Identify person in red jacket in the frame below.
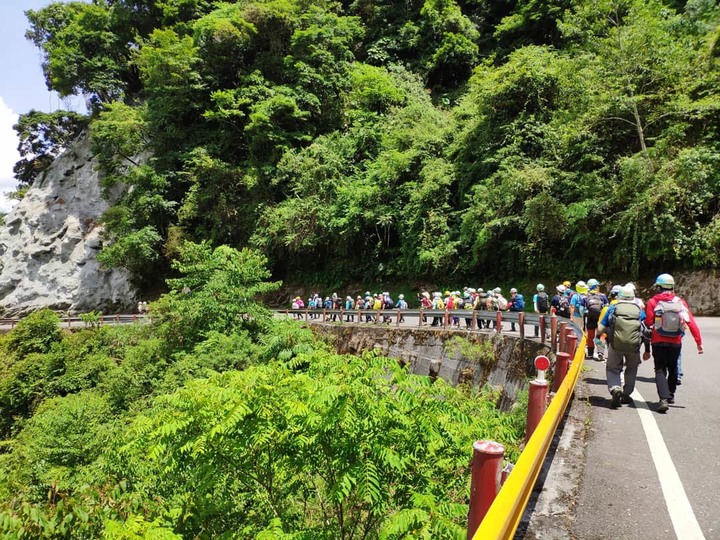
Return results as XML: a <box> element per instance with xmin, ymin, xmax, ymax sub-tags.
<box><xmin>644</xmin><ymin>273</ymin><xmax>703</xmax><ymax>413</ymax></box>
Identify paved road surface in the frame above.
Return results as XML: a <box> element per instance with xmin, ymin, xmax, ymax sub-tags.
<box><xmin>563</xmin><ymin>317</ymin><xmax>719</xmax><ymax>540</ymax></box>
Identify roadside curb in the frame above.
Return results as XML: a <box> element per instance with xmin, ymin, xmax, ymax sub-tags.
<box><xmin>516</xmin><ymin>370</ymin><xmax>593</xmax><ymax>539</ymax></box>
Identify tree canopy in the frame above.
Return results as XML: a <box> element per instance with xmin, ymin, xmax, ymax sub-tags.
<box><xmin>14</xmin><ymin>0</ymin><xmax>720</xmax><ymax>286</ymax></box>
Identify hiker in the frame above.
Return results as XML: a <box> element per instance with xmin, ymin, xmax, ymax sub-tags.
<box><xmin>508</xmin><ymin>287</ymin><xmax>525</xmax><ymax>332</ymax></box>
<box><xmin>420</xmin><ymin>291</ymin><xmax>432</xmax><ymax>325</ymax></box>
<box><xmin>644</xmin><ymin>273</ymin><xmax>703</xmax><ymax>413</ymax></box>
<box><xmin>533</xmin><ymin>284</ymin><xmax>549</xmax><ymax>338</ymax></box>
<box><xmin>551</xmin><ymin>285</ymin><xmax>572</xmax><ymax>319</ymax></box>
<box><xmin>597</xmin><ymin>286</ymin><xmax>649</xmax><ymax>408</ymax></box>
<box><xmin>584</xmin><ymin>279</ymin><xmax>608</xmax><ymax>360</ymax></box>
<box><xmin>397</xmin><ymin>294</ymin><xmax>408</xmax><ymax>323</ymax></box>
<box><xmin>431</xmin><ymin>292</ymin><xmax>444</xmax><ymax>327</ymax></box>
<box><xmin>570</xmin><ymin>281</ymin><xmax>587</xmax><ymax>329</ymax></box>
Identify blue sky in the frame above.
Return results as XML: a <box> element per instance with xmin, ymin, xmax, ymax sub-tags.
<box><xmin>0</xmin><ymin>1</ymin><xmax>86</xmax><ymax>212</ymax></box>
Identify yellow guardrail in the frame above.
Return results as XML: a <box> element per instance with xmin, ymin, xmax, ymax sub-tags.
<box><xmin>472</xmin><ymin>334</ymin><xmax>587</xmax><ymax>539</ymax></box>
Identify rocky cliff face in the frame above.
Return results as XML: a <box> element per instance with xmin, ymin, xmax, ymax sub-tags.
<box><xmin>0</xmin><ymin>135</ymin><xmax>136</xmax><ymax>316</ymax></box>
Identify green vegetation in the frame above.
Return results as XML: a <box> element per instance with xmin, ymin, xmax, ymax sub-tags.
<box><xmin>0</xmin><ymin>244</ymin><xmax>525</xmax><ymax>538</ymax></box>
<box><xmin>11</xmin><ymin>0</ymin><xmax>719</xmax><ymax>289</ymax></box>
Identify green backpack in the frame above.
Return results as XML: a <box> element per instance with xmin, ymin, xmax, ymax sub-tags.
<box><xmin>609</xmin><ymin>301</ymin><xmax>642</xmax><ymax>353</ymax></box>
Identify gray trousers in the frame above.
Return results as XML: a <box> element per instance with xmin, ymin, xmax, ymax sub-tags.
<box><xmin>606</xmin><ymin>344</ymin><xmax>641</xmax><ymax>396</ymax></box>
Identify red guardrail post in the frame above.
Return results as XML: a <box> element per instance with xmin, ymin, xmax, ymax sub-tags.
<box><xmin>526</xmin><ymin>379</ymin><xmax>549</xmax><ymax>444</ymax></box>
<box><xmin>567</xmin><ymin>332</ymin><xmax>578</xmax><ymax>356</ymax></box>
<box><xmin>443</xmin><ymin>309</ymin><xmax>449</xmax><ymax>329</ymax></box>
<box><xmin>472</xmin><ymin>310</ymin><xmax>477</xmax><ymax>330</ymax></box>
<box><xmin>467</xmin><ymin>440</ymin><xmax>505</xmax><ymax>539</ymax></box>
<box><xmin>558</xmin><ymin>321</ymin><xmax>567</xmax><ymax>353</ymax></box>
<box><xmin>539</xmin><ymin>315</ymin><xmax>546</xmax><ymax>344</ymax></box>
<box><xmin>518</xmin><ymin>312</ymin><xmax>525</xmax><ymax>339</ymax></box>
<box><xmin>526</xmin><ymin>354</ymin><xmax>550</xmax><ymax>444</ymax></box>
<box><xmin>495</xmin><ymin>311</ymin><xmax>502</xmax><ymax>334</ymax></box>
<box><xmin>418</xmin><ymin>309</ymin><xmax>424</xmax><ymax>327</ymax></box>
<box><xmin>553</xmin><ymin>352</ymin><xmax>571</xmax><ymax>392</ymax></box>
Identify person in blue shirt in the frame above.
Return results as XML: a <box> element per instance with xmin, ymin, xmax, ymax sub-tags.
<box><xmin>508</xmin><ymin>287</ymin><xmax>525</xmax><ymax>332</ymax></box>
<box><xmin>570</xmin><ymin>280</ymin><xmax>587</xmax><ymax>330</ymax></box>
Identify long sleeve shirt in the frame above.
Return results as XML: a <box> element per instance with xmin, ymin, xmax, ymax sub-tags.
<box><xmin>644</xmin><ymin>291</ymin><xmax>702</xmax><ymax>347</ymax></box>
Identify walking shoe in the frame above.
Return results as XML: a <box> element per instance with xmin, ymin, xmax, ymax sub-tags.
<box><xmin>657</xmin><ymin>399</ymin><xmax>669</xmax><ymax>413</ymax></box>
<box><xmin>668</xmin><ymin>395</ymin><xmax>675</xmax><ymax>404</ymax></box>
<box><xmin>610</xmin><ymin>388</ymin><xmax>622</xmax><ymax>409</ymax></box>
<box><xmin>620</xmin><ymin>395</ymin><xmax>633</xmax><ymax>405</ymax></box>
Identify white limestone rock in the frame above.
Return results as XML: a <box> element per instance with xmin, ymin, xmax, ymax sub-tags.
<box><xmin>0</xmin><ymin>135</ymin><xmax>136</xmax><ymax>316</ymax></box>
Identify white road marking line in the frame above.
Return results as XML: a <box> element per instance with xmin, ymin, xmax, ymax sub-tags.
<box><xmin>632</xmin><ymin>389</ymin><xmax>706</xmax><ymax>540</ymax></box>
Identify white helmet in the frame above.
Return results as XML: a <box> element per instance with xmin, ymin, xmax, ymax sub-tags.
<box><xmin>556</xmin><ymin>284</ymin><xmax>566</xmax><ymax>293</ymax></box>
<box><xmin>619</xmin><ymin>286</ymin><xmax>635</xmax><ymax>300</ymax></box>
<box><xmin>398</xmin><ymin>294</ymin><xmax>404</xmax><ymax>300</ymax></box>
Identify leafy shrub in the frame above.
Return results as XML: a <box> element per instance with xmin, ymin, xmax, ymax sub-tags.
<box><xmin>108</xmin><ymin>350</ymin><xmax>524</xmax><ymax>538</ymax></box>
<box><xmin>4</xmin><ymin>391</ymin><xmax>114</xmax><ymax>500</ymax></box>
<box><xmin>6</xmin><ymin>309</ymin><xmax>62</xmax><ymax>359</ymax></box>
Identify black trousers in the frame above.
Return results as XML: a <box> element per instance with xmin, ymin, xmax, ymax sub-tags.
<box><xmin>652</xmin><ymin>343</ymin><xmax>681</xmax><ymax>400</ymax></box>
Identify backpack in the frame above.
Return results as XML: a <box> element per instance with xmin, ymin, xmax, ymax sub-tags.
<box><xmin>609</xmin><ymin>301</ymin><xmax>642</xmax><ymax>353</ymax></box>
<box><xmin>436</xmin><ymin>299</ymin><xmax>444</xmax><ymax>310</ymax></box>
<box><xmin>654</xmin><ymin>297</ymin><xmax>685</xmax><ymax>337</ymax></box>
<box><xmin>585</xmin><ymin>294</ymin><xmax>604</xmax><ymax>321</ymax></box>
<box><xmin>512</xmin><ymin>294</ymin><xmax>525</xmax><ymax>311</ymax></box>
<box><xmin>497</xmin><ymin>296</ymin><xmax>508</xmax><ymax>311</ymax></box>
<box><xmin>536</xmin><ymin>292</ymin><xmax>549</xmax><ymax>313</ymax></box>
<box><xmin>556</xmin><ymin>295</ymin><xmax>571</xmax><ymax>317</ymax></box>
<box><xmin>446</xmin><ymin>297</ymin><xmax>455</xmax><ymax>309</ymax></box>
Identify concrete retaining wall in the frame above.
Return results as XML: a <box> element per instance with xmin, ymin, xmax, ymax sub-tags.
<box><xmin>312</xmin><ymin>324</ymin><xmax>553</xmax><ymax>411</ymax></box>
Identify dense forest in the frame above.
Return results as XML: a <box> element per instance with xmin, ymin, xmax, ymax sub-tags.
<box><xmin>0</xmin><ymin>243</ymin><xmax>526</xmax><ymax>538</ymax></box>
<box><xmin>12</xmin><ymin>0</ymin><xmax>720</xmax><ymax>290</ymax></box>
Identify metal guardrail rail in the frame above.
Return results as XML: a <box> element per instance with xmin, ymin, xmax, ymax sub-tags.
<box><xmin>0</xmin><ymin>314</ymin><xmax>149</xmax><ymax>329</ymax></box>
<box><xmin>280</xmin><ymin>307</ymin><xmax>583</xmax><ymax>350</ymax></box>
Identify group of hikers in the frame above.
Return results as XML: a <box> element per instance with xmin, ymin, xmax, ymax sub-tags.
<box><xmin>290</xmin><ymin>288</ymin><xmax>525</xmax><ymax>327</ymax></box>
<box><xmin>290</xmin><ymin>273</ymin><xmax>702</xmax><ymax>414</ymax></box>
<box><xmin>533</xmin><ymin>274</ymin><xmax>702</xmax><ymax>414</ymax></box>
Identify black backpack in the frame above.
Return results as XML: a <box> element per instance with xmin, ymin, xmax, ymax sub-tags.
<box><xmin>586</xmin><ymin>294</ymin><xmax>604</xmax><ymax>321</ymax></box>
<box><xmin>536</xmin><ymin>292</ymin><xmax>549</xmax><ymax>313</ymax></box>
<box><xmin>556</xmin><ymin>295</ymin><xmax>571</xmax><ymax>317</ymax></box>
